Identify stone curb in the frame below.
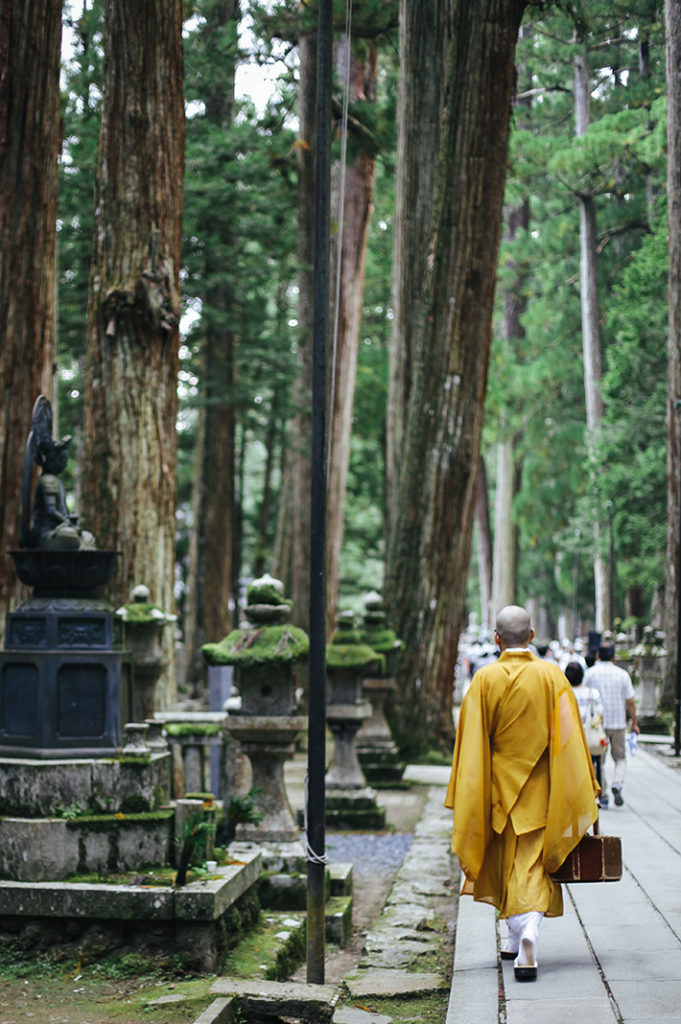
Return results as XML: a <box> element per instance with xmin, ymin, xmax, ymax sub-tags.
<box><xmin>342</xmin><ymin>784</ymin><xmax>456</xmax><ymax>998</ymax></box>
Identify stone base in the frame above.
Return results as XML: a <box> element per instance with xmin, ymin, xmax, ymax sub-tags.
<box><xmin>210</xmin><ymin>978</ymin><xmax>339</xmax><ymax>1023</ymax></box>
<box><xmin>0</xmin><ymin>809</ymin><xmax>174</xmax><ymax>881</ymax></box>
<box><xmin>229</xmin><ymin>838</ymin><xmax>308</xmax><ymax>875</ymax></box>
<box><xmin>324</xmin><ymin>787</ymin><xmax>386</xmax><ymax>830</ymax></box>
<box><xmin>0</xmin><ymin>750</ymin><xmax>171</xmax><ymax>818</ymax></box>
<box><xmin>0</xmin><ymin>847</ymin><xmax>262</xmax><ymax>973</ymax></box>
<box><xmin>357</xmin><ymin>744</ymin><xmax>406</xmax><ymax>788</ymax></box>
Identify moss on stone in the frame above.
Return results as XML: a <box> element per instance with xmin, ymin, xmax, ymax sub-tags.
<box><xmin>115</xmin><ymin>602</ymin><xmax>172</xmax><ymax>624</ymax></box>
<box><xmin>245</xmin><ymin>580</ymin><xmax>291</xmax><ymax>607</ymax></box>
<box><xmin>326</xmin><ymin>641</ymin><xmax>384</xmax><ymax>673</ymax></box>
<box><xmin>202</xmin><ymin>625</ymin><xmax>309</xmax><ymax>668</ymax></box>
<box><xmin>330</xmin><ymin>627</ymin><xmax>365</xmax><ymax>645</ymax></box>
<box><xmin>64</xmin><ymin>809</ymin><xmax>174</xmax><ymax>832</ymax></box>
<box><xmin>163</xmin><ymin>722</ymin><xmax>223</xmax><ymax>738</ymax></box>
<box><xmin>361</xmin><ymin>627</ymin><xmax>404</xmax><ymax>654</ymax></box>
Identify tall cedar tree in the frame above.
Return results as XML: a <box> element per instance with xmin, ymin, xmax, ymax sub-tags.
<box><xmin>665</xmin><ymin>0</ymin><xmax>681</xmax><ymax>712</ymax></box>
<box><xmin>82</xmin><ymin>0</ymin><xmax>185</xmax><ymax>709</ymax></box>
<box><xmin>326</xmin><ymin>38</ymin><xmax>379</xmax><ymax>633</ymax></box>
<box><xmin>182</xmin><ymin>0</ymin><xmax>240</xmax><ymax>692</ymax></box>
<box><xmin>0</xmin><ymin>1</ymin><xmax>63</xmax><ymax>626</ymax></box>
<box><xmin>386</xmin><ymin>0</ymin><xmax>529</xmax><ymax>757</ymax></box>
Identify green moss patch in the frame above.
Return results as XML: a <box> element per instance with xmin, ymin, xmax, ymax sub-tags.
<box><xmin>116</xmin><ymin>601</ymin><xmax>172</xmax><ymax>624</ymax></box>
<box><xmin>220</xmin><ymin>910</ymin><xmax>306</xmax><ymax>981</ymax></box>
<box><xmin>202</xmin><ymin>625</ymin><xmax>309</xmax><ymax>667</ymax></box>
<box><xmin>164</xmin><ymin>721</ymin><xmax>223</xmax><ymax>738</ymax></box>
<box><xmin>64</xmin><ymin>808</ymin><xmax>174</xmax><ymax>830</ymax></box>
<box><xmin>362</xmin><ymin>627</ymin><xmax>404</xmax><ymax>653</ymax></box>
<box><xmin>246</xmin><ymin>580</ymin><xmax>291</xmax><ymax>606</ymax></box>
<box><xmin>327</xmin><ymin>641</ymin><xmax>384</xmax><ymax>673</ymax></box>
<box><xmin>338</xmin><ymin>991</ymin><xmax>449</xmax><ymax>1024</ymax></box>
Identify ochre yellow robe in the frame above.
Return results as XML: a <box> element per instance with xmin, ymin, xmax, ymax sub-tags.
<box><xmin>445</xmin><ymin>650</ymin><xmax>599</xmax><ymax>918</ymax></box>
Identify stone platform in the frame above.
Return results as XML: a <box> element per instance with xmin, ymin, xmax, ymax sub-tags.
<box><xmin>0</xmin><ymin>847</ymin><xmax>262</xmax><ymax>972</ymax></box>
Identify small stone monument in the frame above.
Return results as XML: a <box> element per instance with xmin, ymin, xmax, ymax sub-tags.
<box><xmin>202</xmin><ymin>574</ymin><xmax>308</xmax><ymax>843</ymax></box>
<box><xmin>356</xmin><ymin>590</ymin><xmax>406</xmax><ymax>786</ymax></box>
<box><xmin>116</xmin><ymin>583</ymin><xmax>176</xmax><ymax>721</ymax></box>
<box><xmin>325</xmin><ymin>611</ymin><xmax>386</xmax><ymax>829</ymax></box>
<box><xmin>631</xmin><ymin>626</ymin><xmax>667</xmax><ymax>732</ymax></box>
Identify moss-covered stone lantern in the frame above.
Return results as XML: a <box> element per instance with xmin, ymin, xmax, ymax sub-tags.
<box><xmin>631</xmin><ymin>625</ymin><xmax>667</xmax><ymax>732</ymax></box>
<box><xmin>115</xmin><ymin>583</ymin><xmax>176</xmax><ymax>721</ymax></box>
<box><xmin>202</xmin><ymin>575</ymin><xmax>308</xmax><ymax>843</ymax></box>
<box><xmin>325</xmin><ymin>611</ymin><xmax>386</xmax><ymax>829</ymax></box>
<box><xmin>356</xmin><ymin>590</ymin><xmax>406</xmax><ymax>786</ymax></box>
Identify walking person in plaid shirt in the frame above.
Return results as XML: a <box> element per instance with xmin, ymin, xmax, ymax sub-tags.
<box><xmin>584</xmin><ymin>642</ymin><xmax>640</xmax><ymax>808</ymax></box>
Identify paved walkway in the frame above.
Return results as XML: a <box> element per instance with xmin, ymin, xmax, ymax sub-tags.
<box><xmin>446</xmin><ymin>743</ymin><xmax>681</xmax><ymax>1024</ymax></box>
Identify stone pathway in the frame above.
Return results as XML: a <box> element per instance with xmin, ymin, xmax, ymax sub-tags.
<box><xmin>342</xmin><ymin>781</ymin><xmax>456</xmax><ymax>1003</ymax></box>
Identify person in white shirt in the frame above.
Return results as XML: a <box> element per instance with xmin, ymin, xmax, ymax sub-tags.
<box><xmin>584</xmin><ymin>643</ymin><xmax>640</xmax><ymax>807</ymax></box>
<box><xmin>564</xmin><ymin>660</ymin><xmax>607</xmax><ymax>804</ymax></box>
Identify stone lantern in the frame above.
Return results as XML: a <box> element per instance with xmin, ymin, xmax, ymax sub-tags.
<box><xmin>202</xmin><ymin>575</ymin><xmax>308</xmax><ymax>843</ymax></box>
<box><xmin>631</xmin><ymin>626</ymin><xmax>667</xmax><ymax>732</ymax></box>
<box><xmin>356</xmin><ymin>591</ymin><xmax>406</xmax><ymax>786</ymax></box>
<box><xmin>325</xmin><ymin>611</ymin><xmax>386</xmax><ymax>829</ymax></box>
<box><xmin>115</xmin><ymin>583</ymin><xmax>176</xmax><ymax>722</ymax></box>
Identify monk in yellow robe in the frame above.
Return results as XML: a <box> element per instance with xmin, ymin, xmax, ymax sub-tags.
<box><xmin>445</xmin><ymin>605</ymin><xmax>599</xmax><ymax>980</ymax></box>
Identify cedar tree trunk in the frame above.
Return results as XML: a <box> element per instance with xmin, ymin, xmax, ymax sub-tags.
<box><xmin>83</xmin><ymin>0</ymin><xmax>185</xmax><ymax>709</ymax></box>
<box><xmin>274</xmin><ymin>31</ymin><xmax>316</xmax><ymax>632</ymax></box>
<box><xmin>664</xmin><ymin>0</ymin><xmax>681</xmax><ymax>711</ymax></box>
<box><xmin>385</xmin><ymin>0</ymin><xmax>526</xmax><ymax>757</ymax></box>
<box><xmin>0</xmin><ymin>1</ymin><xmax>62</xmax><ymax>626</ymax></box>
<box><xmin>326</xmin><ymin>39</ymin><xmax>377</xmax><ymax>633</ymax></box>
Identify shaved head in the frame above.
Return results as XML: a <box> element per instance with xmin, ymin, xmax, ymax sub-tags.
<box><xmin>495</xmin><ymin>605</ymin><xmax>533</xmax><ymax>647</ymax></box>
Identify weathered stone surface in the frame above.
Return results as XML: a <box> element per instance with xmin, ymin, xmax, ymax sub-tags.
<box><xmin>333</xmin><ymin>1008</ymin><xmax>393</xmax><ymax>1024</ymax></box>
<box><xmin>344</xmin><ymin>969</ymin><xmax>446</xmax><ymax>997</ymax></box>
<box><xmin>210</xmin><ymin>978</ymin><xmax>339</xmax><ymax>1022</ymax></box>
<box><xmin>190</xmin><ymin>997</ymin><xmax>236</xmax><ymax>1024</ymax></box>
<box><xmin>0</xmin><ymin>811</ymin><xmax>173</xmax><ymax>881</ymax></box>
<box><xmin>0</xmin><ymin>848</ymin><xmax>261</xmax><ymax>923</ymax></box>
<box><xmin>0</xmin><ymin>880</ymin><xmax>175</xmax><ymax>919</ymax></box>
<box><xmin>325</xmin><ymin>895</ymin><xmax>353</xmax><ymax>947</ymax></box>
<box><xmin>0</xmin><ymin>751</ymin><xmax>171</xmax><ymax>818</ymax></box>
<box><xmin>328</xmin><ymin>861</ymin><xmax>353</xmax><ymax>896</ymax></box>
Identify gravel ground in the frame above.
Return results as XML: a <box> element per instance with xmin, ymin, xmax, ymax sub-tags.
<box><xmin>326</xmin><ymin>832</ymin><xmax>414</xmax><ymax>877</ymax></box>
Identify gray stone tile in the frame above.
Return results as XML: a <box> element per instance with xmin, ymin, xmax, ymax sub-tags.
<box><xmin>506</xmin><ymin>995</ymin><xmax>615</xmax><ymax>1024</ymax></box>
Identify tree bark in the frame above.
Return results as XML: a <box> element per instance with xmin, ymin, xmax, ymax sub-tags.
<box><xmin>274</xmin><ymin>31</ymin><xmax>316</xmax><ymax>632</ymax></box>
<box><xmin>0</xmin><ymin>0</ymin><xmax>63</xmax><ymax>627</ymax></box>
<box><xmin>326</xmin><ymin>40</ymin><xmax>378</xmax><ymax>634</ymax></box>
<box><xmin>183</xmin><ymin>0</ymin><xmax>240</xmax><ymax>693</ymax></box>
<box><xmin>83</xmin><ymin>0</ymin><xmax>185</xmax><ymax>709</ymax></box>
<box><xmin>664</xmin><ymin>0</ymin><xmax>681</xmax><ymax>711</ymax></box>
<box><xmin>385</xmin><ymin>0</ymin><xmax>526</xmax><ymax>757</ymax></box>
<box><xmin>386</xmin><ymin>0</ymin><xmax>448</xmax><ymax>541</ymax></box>
<box><xmin>475</xmin><ymin>455</ymin><xmax>493</xmax><ymax>628</ymax></box>
<box><xmin>575</xmin><ymin>36</ymin><xmax>610</xmax><ymax>633</ymax></box>
<box><xmin>491</xmin><ymin>437</ymin><xmax>517</xmax><ymax>612</ymax></box>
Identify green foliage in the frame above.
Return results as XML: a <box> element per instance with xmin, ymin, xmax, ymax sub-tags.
<box><xmin>478</xmin><ymin>1</ymin><xmax>668</xmax><ymax>632</ymax></box>
<box><xmin>225</xmin><ymin>790</ymin><xmax>264</xmax><ymax>828</ymax></box>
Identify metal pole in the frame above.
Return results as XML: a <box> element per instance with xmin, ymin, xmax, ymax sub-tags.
<box><xmin>607</xmin><ymin>500</ymin><xmax>614</xmax><ymax>631</ymax></box>
<box><xmin>572</xmin><ymin>530</ymin><xmax>580</xmax><ymax>640</ymax></box>
<box><xmin>671</xmin><ymin>468</ymin><xmax>675</xmax><ymax>757</ymax></box>
<box><xmin>307</xmin><ymin>0</ymin><xmax>332</xmax><ymax>984</ymax></box>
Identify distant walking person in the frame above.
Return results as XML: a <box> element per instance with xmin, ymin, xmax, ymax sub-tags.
<box><xmin>584</xmin><ymin>642</ymin><xmax>640</xmax><ymax>807</ymax></box>
<box><xmin>445</xmin><ymin>605</ymin><xmax>599</xmax><ymax>982</ymax></box>
<box><xmin>564</xmin><ymin>660</ymin><xmax>607</xmax><ymax>797</ymax></box>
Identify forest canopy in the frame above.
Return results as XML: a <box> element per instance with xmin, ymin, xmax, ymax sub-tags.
<box><xmin>5</xmin><ymin>0</ymin><xmax>673</xmax><ymax>755</ymax></box>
